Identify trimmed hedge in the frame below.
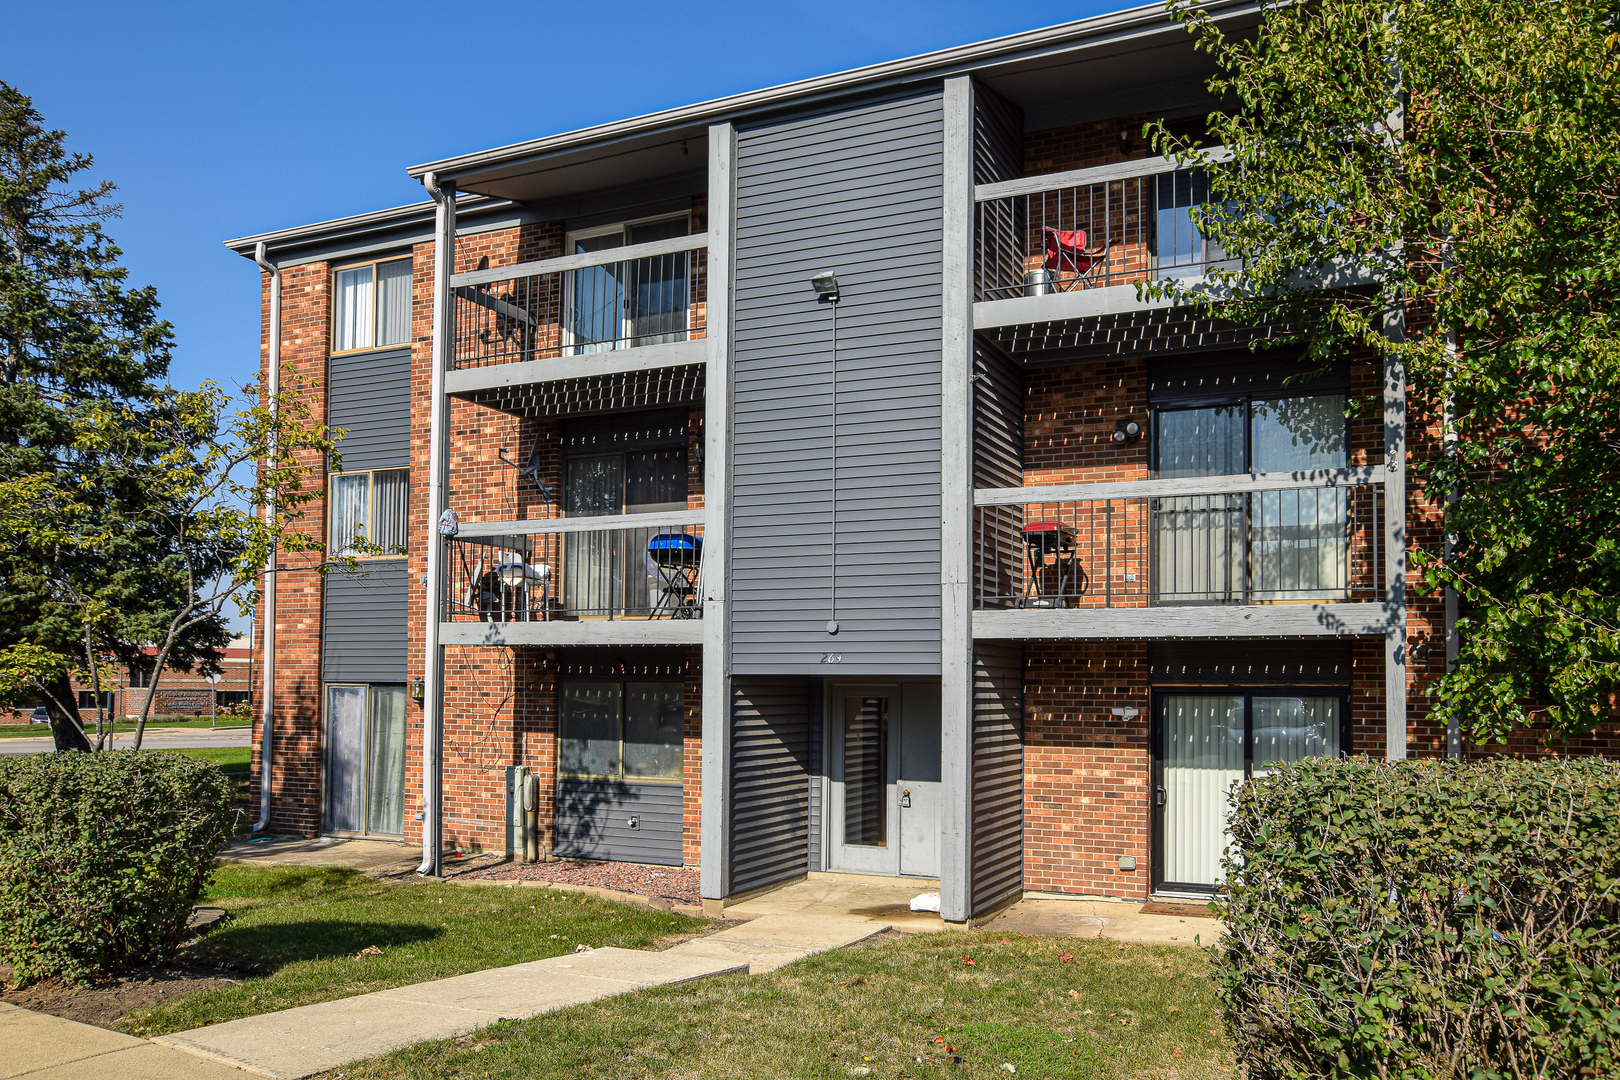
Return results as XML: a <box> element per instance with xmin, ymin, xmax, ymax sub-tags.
<box><xmin>1214</xmin><ymin>757</ymin><xmax>1620</xmax><ymax>1080</ymax></box>
<box><xmin>0</xmin><ymin>750</ymin><xmax>235</xmax><ymax>984</ymax></box>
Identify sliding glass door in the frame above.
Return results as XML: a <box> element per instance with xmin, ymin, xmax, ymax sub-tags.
<box><xmin>1153</xmin><ymin>691</ymin><xmax>1344</xmax><ymax>893</ymax></box>
<box><xmin>324</xmin><ymin>683</ymin><xmax>407</xmax><ymax>837</ymax></box>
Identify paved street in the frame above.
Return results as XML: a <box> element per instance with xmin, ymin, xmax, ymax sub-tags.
<box><xmin>0</xmin><ymin>724</ymin><xmax>251</xmax><ymax>756</ymax></box>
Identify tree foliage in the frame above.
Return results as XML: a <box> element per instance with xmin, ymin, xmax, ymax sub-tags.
<box><xmin>0</xmin><ymin>82</ymin><xmax>341</xmax><ymax>749</ymax></box>
<box><xmin>1152</xmin><ymin>0</ymin><xmax>1620</xmax><ymax>742</ymax></box>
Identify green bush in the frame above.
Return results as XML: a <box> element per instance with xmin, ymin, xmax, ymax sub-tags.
<box><xmin>0</xmin><ymin>750</ymin><xmax>236</xmax><ymax>984</ymax></box>
<box><xmin>1214</xmin><ymin>757</ymin><xmax>1620</xmax><ymax>1080</ymax></box>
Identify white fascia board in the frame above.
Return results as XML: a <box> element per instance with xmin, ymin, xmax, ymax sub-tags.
<box><xmin>440</xmin><ymin>620</ymin><xmax>705</xmax><ymax>646</ymax></box>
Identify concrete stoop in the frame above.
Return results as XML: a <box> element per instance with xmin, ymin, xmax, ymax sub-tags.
<box><xmin>152</xmin><ymin>913</ymin><xmax>888</xmax><ymax>1079</ymax></box>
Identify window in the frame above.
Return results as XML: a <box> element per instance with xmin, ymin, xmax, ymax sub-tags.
<box><xmin>129</xmin><ymin>661</ymin><xmax>153</xmax><ymax>688</ymax></box>
<box><xmin>332</xmin><ymin>257</ymin><xmax>413</xmax><ymax>353</ymax></box>
<box><xmin>329</xmin><ymin>468</ymin><xmax>409</xmax><ymax>557</ymax></box>
<box><xmin>565</xmin><ymin>215</ymin><xmax>691</xmax><ymax>355</ymax></box>
<box><xmin>564</xmin><ymin>447</ymin><xmax>687</xmax><ymax>616</ymax></box>
<box><xmin>558</xmin><ymin>679</ymin><xmax>684</xmax><ymax>781</ymax></box>
<box><xmin>1153</xmin><ymin>393</ymin><xmax>1349</xmax><ymax>603</ymax></box>
<box><xmin>77</xmin><ymin>690</ymin><xmax>115</xmax><ymax>712</ymax></box>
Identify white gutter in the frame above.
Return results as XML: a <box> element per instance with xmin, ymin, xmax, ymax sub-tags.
<box><xmin>251</xmin><ymin>241</ymin><xmax>280</xmax><ymax>835</ymax></box>
<box><xmin>417</xmin><ymin>172</ymin><xmax>454</xmax><ymax>876</ymax></box>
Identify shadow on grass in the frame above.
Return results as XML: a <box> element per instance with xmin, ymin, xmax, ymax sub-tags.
<box><xmin>196</xmin><ymin>920</ymin><xmax>443</xmax><ymax>970</ymax></box>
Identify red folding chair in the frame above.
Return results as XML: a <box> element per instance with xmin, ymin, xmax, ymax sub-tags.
<box><xmin>1043</xmin><ymin>228</ymin><xmax>1114</xmax><ymax>291</ymax></box>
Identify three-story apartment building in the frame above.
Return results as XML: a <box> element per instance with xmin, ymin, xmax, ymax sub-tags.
<box><xmin>228</xmin><ymin>1</ymin><xmax>1523</xmax><ymax>922</ymax></box>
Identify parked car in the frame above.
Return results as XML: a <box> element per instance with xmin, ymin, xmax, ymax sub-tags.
<box><xmin>29</xmin><ymin>705</ymin><xmax>49</xmax><ymax>725</ymax></box>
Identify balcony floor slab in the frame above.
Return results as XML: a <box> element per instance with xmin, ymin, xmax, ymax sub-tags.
<box><xmin>440</xmin><ymin>620</ymin><xmax>703</xmax><ymax>647</ymax></box>
<box><xmin>971</xmin><ymin>602</ymin><xmax>1390</xmax><ymax>640</ymax></box>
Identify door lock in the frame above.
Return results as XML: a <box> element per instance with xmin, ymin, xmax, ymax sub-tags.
<box><xmin>900</xmin><ymin>789</ymin><xmax>912</xmax><ymax>808</ymax></box>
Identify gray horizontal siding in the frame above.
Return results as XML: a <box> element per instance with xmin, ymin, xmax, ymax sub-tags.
<box><xmin>322</xmin><ymin>562</ymin><xmax>408</xmax><ymax>683</ymax></box>
<box><xmin>329</xmin><ymin>346</ymin><xmax>411</xmax><ymax>471</ymax></box>
<box><xmin>553</xmin><ymin>778</ymin><xmax>684</xmax><ymax>865</ymax></box>
<box><xmin>730</xmin><ymin>90</ymin><xmax>945</xmax><ymax>677</ymax></box>
<box><xmin>729</xmin><ymin>679</ymin><xmax>811</xmax><ymax>895</ymax></box>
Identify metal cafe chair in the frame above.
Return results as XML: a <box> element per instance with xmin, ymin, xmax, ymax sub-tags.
<box><xmin>1019</xmin><ymin>521</ymin><xmax>1086</xmax><ymax>608</ymax></box>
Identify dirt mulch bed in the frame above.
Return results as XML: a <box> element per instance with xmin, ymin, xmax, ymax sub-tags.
<box><xmin>464</xmin><ymin>859</ymin><xmax>700</xmax><ymax>906</ymax></box>
<box><xmin>0</xmin><ymin>958</ymin><xmax>259</xmax><ymax>1030</ymax></box>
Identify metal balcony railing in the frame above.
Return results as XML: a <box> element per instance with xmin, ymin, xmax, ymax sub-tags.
<box><xmin>974</xmin><ymin>151</ymin><xmax>1236</xmax><ymax>303</ymax></box>
<box><xmin>973</xmin><ymin>471</ymin><xmax>1384</xmax><ymax>610</ymax></box>
<box><xmin>450</xmin><ymin>235</ymin><xmax>707</xmax><ymax>370</ymax></box>
<box><xmin>444</xmin><ymin>517</ymin><xmax>704</xmax><ymax>622</ymax></box>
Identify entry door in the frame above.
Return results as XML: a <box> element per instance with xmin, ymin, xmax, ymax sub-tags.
<box><xmin>1153</xmin><ymin>692</ymin><xmax>1343</xmax><ymax>893</ymax></box>
<box><xmin>324</xmin><ymin>683</ymin><xmax>407</xmax><ymax>837</ymax></box>
<box><xmin>828</xmin><ymin>683</ymin><xmax>941</xmax><ymax>878</ymax></box>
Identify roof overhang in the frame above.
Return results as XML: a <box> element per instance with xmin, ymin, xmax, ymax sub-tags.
<box><xmin>410</xmin><ymin>0</ymin><xmax>1258</xmax><ymax>204</ymax></box>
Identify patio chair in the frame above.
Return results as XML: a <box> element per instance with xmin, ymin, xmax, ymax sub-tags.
<box><xmin>1043</xmin><ymin>227</ymin><xmax>1115</xmax><ymax>292</ymax></box>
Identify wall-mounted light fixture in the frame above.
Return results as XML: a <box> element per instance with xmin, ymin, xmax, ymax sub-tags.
<box><xmin>1112</xmin><ymin>418</ymin><xmax>1142</xmax><ymax>444</ymax></box>
<box><xmin>409</xmin><ymin>676</ymin><xmax>425</xmax><ymax>702</ymax></box>
<box><xmin>809</xmin><ymin>271</ymin><xmax>840</xmax><ymax>302</ymax></box>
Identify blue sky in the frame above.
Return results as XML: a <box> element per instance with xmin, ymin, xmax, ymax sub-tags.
<box><xmin>2</xmin><ymin>0</ymin><xmax>1118</xmax><ymax>393</ymax></box>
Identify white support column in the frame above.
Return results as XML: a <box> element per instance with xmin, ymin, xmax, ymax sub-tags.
<box><xmin>1384</xmin><ymin>305</ymin><xmax>1408</xmax><ymax>760</ymax></box>
<box><xmin>700</xmin><ymin>122</ymin><xmax>737</xmax><ymax>906</ymax></box>
<box><xmin>939</xmin><ymin>75</ymin><xmax>976</xmax><ymax>923</ymax></box>
<box><xmin>418</xmin><ymin>175</ymin><xmax>456</xmax><ymax>874</ymax></box>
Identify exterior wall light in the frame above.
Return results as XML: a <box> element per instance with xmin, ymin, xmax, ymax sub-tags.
<box><xmin>1112</xmin><ymin>418</ymin><xmax>1142</xmax><ymax>443</ymax></box>
<box><xmin>409</xmin><ymin>676</ymin><xmax>425</xmax><ymax>702</ymax></box>
<box><xmin>809</xmin><ymin>271</ymin><xmax>840</xmax><ymax>301</ymax></box>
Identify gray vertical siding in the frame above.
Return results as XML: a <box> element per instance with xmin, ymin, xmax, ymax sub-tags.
<box><xmin>974</xmin><ymin>340</ymin><xmax>1024</xmax><ymax>608</ymax></box>
<box><xmin>972</xmin><ymin>84</ymin><xmax>1024</xmax><ymax>302</ymax></box>
<box><xmin>729</xmin><ymin>679</ymin><xmax>811</xmax><ymax>894</ymax></box>
<box><xmin>729</xmin><ymin>91</ymin><xmax>945</xmax><ymax>677</ymax></box>
<box><xmin>970</xmin><ymin>641</ymin><xmax>1024</xmax><ymax>915</ymax></box>
<box><xmin>553</xmin><ymin>779</ymin><xmax>684</xmax><ymax>865</ymax></box>
<box><xmin>328</xmin><ymin>346</ymin><xmax>412</xmax><ymax>470</ymax></box>
<box><xmin>322</xmin><ymin>563</ymin><xmax>408</xmax><ymax>683</ymax></box>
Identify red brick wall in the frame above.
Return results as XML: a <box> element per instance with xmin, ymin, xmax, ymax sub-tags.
<box><xmin>1025</xmin><ymin>116</ymin><xmax>1154</xmax><ymax>176</ymax></box>
<box><xmin>1023</xmin><ymin>641</ymin><xmax>1151</xmax><ymax>899</ymax></box>
<box><xmin>254</xmin><ymin>258</ymin><xmax>332</xmax><ymax>837</ymax></box>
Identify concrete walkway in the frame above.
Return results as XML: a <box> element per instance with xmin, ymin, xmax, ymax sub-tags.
<box><xmin>0</xmin><ymin>1002</ymin><xmax>253</xmax><ymax>1079</ymax></box>
<box><xmin>154</xmin><ymin>912</ymin><xmax>889</xmax><ymax>1079</ymax></box>
<box><xmin>220</xmin><ymin>836</ymin><xmax>422</xmax><ymax>877</ymax></box>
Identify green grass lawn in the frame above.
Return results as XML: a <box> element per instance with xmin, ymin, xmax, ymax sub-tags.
<box><xmin>160</xmin><ymin>746</ymin><xmax>251</xmax><ymax>770</ymax></box>
<box><xmin>119</xmin><ymin>864</ymin><xmax>709</xmax><ymax>1039</ymax></box>
<box><xmin>0</xmin><ymin>717</ymin><xmax>252</xmax><ymax>738</ymax></box>
<box><xmin>334</xmin><ymin>932</ymin><xmax>1231</xmax><ymax>1080</ymax></box>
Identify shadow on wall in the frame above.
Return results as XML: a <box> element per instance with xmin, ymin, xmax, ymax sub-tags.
<box><xmin>552</xmin><ymin>778</ymin><xmax>660</xmax><ymax>862</ymax></box>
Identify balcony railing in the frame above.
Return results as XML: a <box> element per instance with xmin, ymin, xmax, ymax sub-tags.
<box><xmin>444</xmin><ymin>513</ymin><xmax>704</xmax><ymax>622</ymax></box>
<box><xmin>973</xmin><ymin>470</ymin><xmax>1384</xmax><ymax>610</ymax></box>
<box><xmin>974</xmin><ymin>151</ymin><xmax>1235</xmax><ymax>303</ymax></box>
<box><xmin>451</xmin><ymin>234</ymin><xmax>707</xmax><ymax>370</ymax></box>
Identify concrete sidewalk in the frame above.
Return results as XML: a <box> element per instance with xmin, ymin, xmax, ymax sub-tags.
<box><xmin>154</xmin><ymin>912</ymin><xmax>888</xmax><ymax>1079</ymax></box>
<box><xmin>0</xmin><ymin>1001</ymin><xmax>253</xmax><ymax>1079</ymax></box>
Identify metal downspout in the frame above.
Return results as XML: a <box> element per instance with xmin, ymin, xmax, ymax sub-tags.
<box><xmin>417</xmin><ymin>172</ymin><xmax>454</xmax><ymax>876</ymax></box>
<box><xmin>251</xmin><ymin>241</ymin><xmax>280</xmax><ymax>834</ymax></box>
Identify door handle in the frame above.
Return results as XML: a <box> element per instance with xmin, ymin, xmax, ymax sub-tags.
<box><xmin>900</xmin><ymin>789</ymin><xmax>911</xmax><ymax>808</ymax></box>
<box><xmin>1154</xmin><ymin>785</ymin><xmax>1167</xmax><ymax>808</ymax></box>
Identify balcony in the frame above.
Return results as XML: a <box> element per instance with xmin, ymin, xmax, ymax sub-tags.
<box><xmin>439</xmin><ymin>512</ymin><xmax>705</xmax><ymax>646</ymax></box>
<box><xmin>971</xmin><ymin>469</ymin><xmax>1393</xmax><ymax>639</ymax></box>
<box><xmin>446</xmin><ymin>234</ymin><xmax>708</xmax><ymax>397</ymax></box>
<box><xmin>972</xmin><ymin>152</ymin><xmax>1238</xmax><ymax>335</ymax></box>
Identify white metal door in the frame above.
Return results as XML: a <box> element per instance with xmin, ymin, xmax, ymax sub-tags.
<box><xmin>896</xmin><ymin>683</ymin><xmax>941</xmax><ymax>878</ymax></box>
<box><xmin>1159</xmin><ymin>694</ymin><xmax>1245</xmax><ymax>889</ymax></box>
<box><xmin>829</xmin><ymin>687</ymin><xmax>897</xmax><ymax>875</ymax></box>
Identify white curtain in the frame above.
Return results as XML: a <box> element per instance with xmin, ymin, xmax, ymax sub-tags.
<box><xmin>333</xmin><ymin>266</ymin><xmax>374</xmax><ymax>352</ymax></box>
<box><xmin>1251</xmin><ymin>396</ymin><xmax>1349</xmax><ymax>599</ymax></box>
<box><xmin>329</xmin><ymin>473</ymin><xmax>370</xmax><ymax>555</ymax></box>
<box><xmin>564</xmin><ymin>455</ymin><xmax>623</xmax><ymax>615</ymax></box>
<box><xmin>325</xmin><ymin>685</ymin><xmax>367</xmax><ymax>833</ymax></box>
<box><xmin>367</xmin><ymin>685</ymin><xmax>407</xmax><ymax>835</ymax></box>
<box><xmin>1252</xmin><ymin>696</ymin><xmax>1340</xmax><ymax>773</ymax></box>
<box><xmin>375</xmin><ymin>260</ymin><xmax>413</xmax><ymax>347</ymax></box>
<box><xmin>1162</xmin><ymin>695</ymin><xmax>1245</xmax><ymax>887</ymax></box>
<box><xmin>371</xmin><ymin>469</ymin><xmax>409</xmax><ymax>555</ymax></box>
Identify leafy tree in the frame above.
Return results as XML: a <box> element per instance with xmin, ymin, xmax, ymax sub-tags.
<box><xmin>0</xmin><ymin>83</ymin><xmax>341</xmax><ymax>750</ymax></box>
<box><xmin>1151</xmin><ymin>0</ymin><xmax>1620</xmax><ymax>743</ymax></box>
<box><xmin>0</xmin><ymin>80</ymin><xmax>177</xmax><ymax>750</ymax></box>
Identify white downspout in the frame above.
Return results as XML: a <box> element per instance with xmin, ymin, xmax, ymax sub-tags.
<box><xmin>418</xmin><ymin>172</ymin><xmax>454</xmax><ymax>875</ymax></box>
<box><xmin>252</xmin><ymin>241</ymin><xmax>280</xmax><ymax>834</ymax></box>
